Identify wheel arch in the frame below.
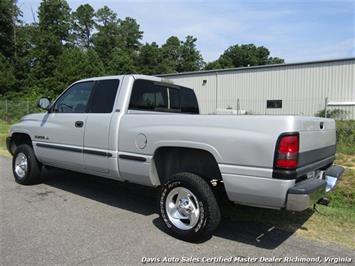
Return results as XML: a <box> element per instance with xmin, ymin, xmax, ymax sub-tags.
<box><xmin>152</xmin><ymin>146</ymin><xmax>222</xmax><ymax>185</ymax></box>
<box><xmin>8</xmin><ymin>132</ymin><xmax>33</xmax><ymax>155</ymax></box>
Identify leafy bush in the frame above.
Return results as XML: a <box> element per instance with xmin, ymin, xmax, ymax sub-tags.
<box><xmin>336</xmin><ymin>120</ymin><xmax>355</xmax><ymax>154</ymax></box>
<box><xmin>316</xmin><ymin>108</ymin><xmax>349</xmax><ymax>119</ymax></box>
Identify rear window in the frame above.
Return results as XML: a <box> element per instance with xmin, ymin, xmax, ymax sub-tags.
<box><xmin>181</xmin><ymin>87</ymin><xmax>199</xmax><ymax>114</ymax></box>
<box><xmin>88</xmin><ymin>79</ymin><xmax>120</xmax><ymax>113</ymax></box>
<box><xmin>129</xmin><ymin>79</ymin><xmax>199</xmax><ymax>114</ymax></box>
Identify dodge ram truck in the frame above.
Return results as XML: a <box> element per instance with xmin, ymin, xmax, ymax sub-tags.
<box><xmin>6</xmin><ymin>74</ymin><xmax>344</xmax><ymax>241</ymax></box>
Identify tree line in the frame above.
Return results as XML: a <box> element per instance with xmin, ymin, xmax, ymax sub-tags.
<box><xmin>0</xmin><ymin>0</ymin><xmax>284</xmax><ymax>100</ymax></box>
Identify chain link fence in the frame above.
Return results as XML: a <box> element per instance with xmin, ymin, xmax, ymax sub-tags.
<box><xmin>0</xmin><ymin>100</ymin><xmax>41</xmax><ymax>123</ymax></box>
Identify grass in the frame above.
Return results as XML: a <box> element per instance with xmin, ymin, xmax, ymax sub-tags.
<box><xmin>337</xmin><ymin>145</ymin><xmax>355</xmax><ymax>156</ymax></box>
<box><xmin>294</xmin><ymin>165</ymin><xmax>355</xmax><ymax>249</ymax></box>
<box><xmin>0</xmin><ymin>119</ymin><xmax>354</xmax><ymax>248</ymax></box>
<box><xmin>0</xmin><ymin>120</ymin><xmax>10</xmax><ymax>157</ymax></box>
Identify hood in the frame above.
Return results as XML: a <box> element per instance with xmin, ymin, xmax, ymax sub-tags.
<box><xmin>21</xmin><ymin>112</ymin><xmax>47</xmax><ymax>122</ymax></box>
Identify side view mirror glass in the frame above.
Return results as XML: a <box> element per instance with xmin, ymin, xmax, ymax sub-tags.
<box><xmin>37</xmin><ymin>97</ymin><xmax>51</xmax><ymax>110</ymax></box>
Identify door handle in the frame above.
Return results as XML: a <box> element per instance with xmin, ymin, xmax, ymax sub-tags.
<box><xmin>75</xmin><ymin>121</ymin><xmax>84</xmax><ymax>128</ymax></box>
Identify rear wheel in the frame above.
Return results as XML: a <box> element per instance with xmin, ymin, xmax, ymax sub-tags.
<box><xmin>12</xmin><ymin>144</ymin><xmax>42</xmax><ymax>185</ymax></box>
<box><xmin>159</xmin><ymin>172</ymin><xmax>221</xmax><ymax>241</ymax></box>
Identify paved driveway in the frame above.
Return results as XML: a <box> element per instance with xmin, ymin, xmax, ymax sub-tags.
<box><xmin>0</xmin><ymin>156</ymin><xmax>352</xmax><ymax>265</ymax></box>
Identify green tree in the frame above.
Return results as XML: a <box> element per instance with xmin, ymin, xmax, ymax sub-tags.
<box><xmin>0</xmin><ymin>1</ymin><xmax>212</xmax><ymax>101</ymax></box>
<box><xmin>117</xmin><ymin>17</ymin><xmax>143</xmax><ymax>51</ymax></box>
<box><xmin>178</xmin><ymin>35</ymin><xmax>204</xmax><ymax>72</ymax></box>
<box><xmin>106</xmin><ymin>47</ymin><xmax>136</xmax><ymax>75</ymax></box>
<box><xmin>72</xmin><ymin>4</ymin><xmax>95</xmax><ymax>49</ymax></box>
<box><xmin>137</xmin><ymin>42</ymin><xmax>170</xmax><ymax>74</ymax></box>
<box><xmin>38</xmin><ymin>0</ymin><xmax>71</xmax><ymax>42</ymax></box>
<box><xmin>0</xmin><ymin>53</ymin><xmax>16</xmax><ymax>95</ymax></box>
<box><xmin>93</xmin><ymin>7</ymin><xmax>143</xmax><ymax>73</ymax></box>
<box><xmin>54</xmin><ymin>47</ymin><xmax>104</xmax><ymax>95</ymax></box>
<box><xmin>30</xmin><ymin>0</ymin><xmax>71</xmax><ymax>82</ymax></box>
<box><xmin>0</xmin><ymin>0</ymin><xmax>21</xmax><ymax>59</ymax></box>
<box><xmin>267</xmin><ymin>57</ymin><xmax>285</xmax><ymax>64</ymax></box>
<box><xmin>205</xmin><ymin>44</ymin><xmax>284</xmax><ymax>70</ymax></box>
<box><xmin>92</xmin><ymin>6</ymin><xmax>120</xmax><ymax>61</ymax></box>
<box><xmin>95</xmin><ymin>5</ymin><xmax>117</xmax><ymax>27</ymax></box>
<box><xmin>161</xmin><ymin>36</ymin><xmax>181</xmax><ymax>72</ymax></box>
<box><xmin>11</xmin><ymin>24</ymin><xmax>38</xmax><ymax>92</ymax></box>
<box><xmin>161</xmin><ymin>35</ymin><xmax>204</xmax><ymax>73</ymax></box>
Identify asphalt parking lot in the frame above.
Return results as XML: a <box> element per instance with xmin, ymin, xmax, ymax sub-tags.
<box><xmin>0</xmin><ymin>156</ymin><xmax>353</xmax><ymax>265</ymax></box>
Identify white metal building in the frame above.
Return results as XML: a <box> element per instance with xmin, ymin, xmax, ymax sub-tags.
<box><xmin>160</xmin><ymin>58</ymin><xmax>355</xmax><ymax>119</ymax></box>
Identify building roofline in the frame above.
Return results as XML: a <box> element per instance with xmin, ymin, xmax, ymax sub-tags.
<box><xmin>158</xmin><ymin>57</ymin><xmax>355</xmax><ymax>77</ymax></box>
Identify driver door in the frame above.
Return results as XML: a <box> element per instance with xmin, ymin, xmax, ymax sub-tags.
<box><xmin>35</xmin><ymin>81</ymin><xmax>95</xmax><ymax>170</ymax></box>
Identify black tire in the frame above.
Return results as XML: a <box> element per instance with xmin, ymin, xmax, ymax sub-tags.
<box><xmin>159</xmin><ymin>172</ymin><xmax>221</xmax><ymax>241</ymax></box>
<box><xmin>12</xmin><ymin>144</ymin><xmax>42</xmax><ymax>185</ymax></box>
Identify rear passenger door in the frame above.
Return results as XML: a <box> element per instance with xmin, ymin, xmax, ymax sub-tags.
<box><xmin>83</xmin><ymin>79</ymin><xmax>121</xmax><ymax>174</ymax></box>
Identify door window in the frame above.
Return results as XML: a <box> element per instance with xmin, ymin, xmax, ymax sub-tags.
<box><xmin>54</xmin><ymin>82</ymin><xmax>94</xmax><ymax>113</ymax></box>
<box><xmin>88</xmin><ymin>79</ymin><xmax>120</xmax><ymax>113</ymax></box>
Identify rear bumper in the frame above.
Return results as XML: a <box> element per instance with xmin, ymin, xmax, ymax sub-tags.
<box><xmin>286</xmin><ymin>165</ymin><xmax>344</xmax><ymax>211</ymax></box>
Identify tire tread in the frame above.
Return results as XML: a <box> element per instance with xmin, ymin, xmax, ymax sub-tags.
<box><xmin>13</xmin><ymin>144</ymin><xmax>42</xmax><ymax>185</ymax></box>
<box><xmin>160</xmin><ymin>172</ymin><xmax>221</xmax><ymax>241</ymax></box>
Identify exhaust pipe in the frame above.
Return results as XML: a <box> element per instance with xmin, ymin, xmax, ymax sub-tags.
<box><xmin>317</xmin><ymin>197</ymin><xmax>330</xmax><ymax>206</ymax></box>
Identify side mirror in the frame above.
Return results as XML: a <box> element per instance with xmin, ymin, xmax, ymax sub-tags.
<box><xmin>37</xmin><ymin>97</ymin><xmax>51</xmax><ymax>110</ymax></box>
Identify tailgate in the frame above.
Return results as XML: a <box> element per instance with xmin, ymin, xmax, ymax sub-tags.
<box><xmin>298</xmin><ymin>118</ymin><xmax>336</xmax><ymax>167</ymax></box>
<box><xmin>273</xmin><ymin>117</ymin><xmax>336</xmax><ymax>180</ymax></box>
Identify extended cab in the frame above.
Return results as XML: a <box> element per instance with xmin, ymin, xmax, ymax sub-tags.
<box><xmin>6</xmin><ymin>75</ymin><xmax>344</xmax><ymax>241</ymax></box>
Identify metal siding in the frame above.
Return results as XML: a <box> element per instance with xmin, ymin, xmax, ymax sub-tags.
<box><xmin>172</xmin><ymin>73</ymin><xmax>217</xmax><ymax>114</ymax></box>
<box><xmin>167</xmin><ymin>59</ymin><xmax>355</xmax><ymax>119</ymax></box>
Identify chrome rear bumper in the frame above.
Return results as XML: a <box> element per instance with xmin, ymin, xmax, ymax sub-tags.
<box><xmin>286</xmin><ymin>165</ymin><xmax>344</xmax><ymax>211</ymax></box>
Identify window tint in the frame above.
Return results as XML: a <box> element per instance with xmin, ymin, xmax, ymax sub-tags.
<box><xmin>129</xmin><ymin>79</ymin><xmax>199</xmax><ymax>114</ymax></box>
<box><xmin>88</xmin><ymin>79</ymin><xmax>120</xmax><ymax>113</ymax></box>
<box><xmin>181</xmin><ymin>88</ymin><xmax>199</xmax><ymax>114</ymax></box>
<box><xmin>54</xmin><ymin>82</ymin><xmax>94</xmax><ymax>113</ymax></box>
<box><xmin>169</xmin><ymin>88</ymin><xmax>180</xmax><ymax>110</ymax></box>
<box><xmin>129</xmin><ymin>80</ymin><xmax>168</xmax><ymax>111</ymax></box>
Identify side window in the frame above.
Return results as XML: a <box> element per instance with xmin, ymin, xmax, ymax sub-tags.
<box><xmin>181</xmin><ymin>88</ymin><xmax>199</xmax><ymax>114</ymax></box>
<box><xmin>129</xmin><ymin>79</ymin><xmax>199</xmax><ymax>114</ymax></box>
<box><xmin>169</xmin><ymin>88</ymin><xmax>180</xmax><ymax>111</ymax></box>
<box><xmin>54</xmin><ymin>82</ymin><xmax>94</xmax><ymax>113</ymax></box>
<box><xmin>129</xmin><ymin>80</ymin><xmax>168</xmax><ymax>111</ymax></box>
<box><xmin>88</xmin><ymin>79</ymin><xmax>120</xmax><ymax>113</ymax></box>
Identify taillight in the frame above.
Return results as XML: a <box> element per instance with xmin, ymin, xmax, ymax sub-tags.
<box><xmin>275</xmin><ymin>134</ymin><xmax>299</xmax><ymax>169</ymax></box>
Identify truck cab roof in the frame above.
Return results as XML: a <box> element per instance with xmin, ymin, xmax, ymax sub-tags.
<box><xmin>77</xmin><ymin>74</ymin><xmax>174</xmax><ymax>84</ymax></box>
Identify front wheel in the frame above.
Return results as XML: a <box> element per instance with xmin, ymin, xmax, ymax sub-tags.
<box><xmin>12</xmin><ymin>144</ymin><xmax>42</xmax><ymax>185</ymax></box>
<box><xmin>159</xmin><ymin>172</ymin><xmax>221</xmax><ymax>241</ymax></box>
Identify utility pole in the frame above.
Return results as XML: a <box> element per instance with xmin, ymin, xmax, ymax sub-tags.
<box><xmin>324</xmin><ymin>97</ymin><xmax>328</xmax><ymax>118</ymax></box>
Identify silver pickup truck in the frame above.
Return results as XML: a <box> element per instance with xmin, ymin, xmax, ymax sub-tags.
<box><xmin>6</xmin><ymin>74</ymin><xmax>344</xmax><ymax>241</ymax></box>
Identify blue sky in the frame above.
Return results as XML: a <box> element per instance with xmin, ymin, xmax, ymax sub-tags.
<box><xmin>18</xmin><ymin>0</ymin><xmax>355</xmax><ymax>63</ymax></box>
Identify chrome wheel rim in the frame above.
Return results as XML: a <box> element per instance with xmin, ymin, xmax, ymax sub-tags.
<box><xmin>165</xmin><ymin>187</ymin><xmax>200</xmax><ymax>230</ymax></box>
<box><xmin>15</xmin><ymin>152</ymin><xmax>28</xmax><ymax>178</ymax></box>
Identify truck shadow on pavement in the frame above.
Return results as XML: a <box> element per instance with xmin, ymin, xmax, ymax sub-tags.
<box><xmin>43</xmin><ymin>168</ymin><xmax>313</xmax><ymax>249</ymax></box>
